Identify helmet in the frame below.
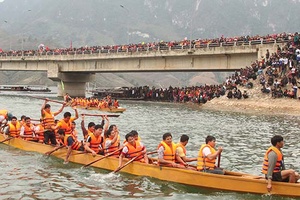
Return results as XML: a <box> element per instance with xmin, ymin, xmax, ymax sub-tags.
<box><xmin>7</xmin><ymin>112</ymin><xmax>13</xmax><ymax>121</ymax></box>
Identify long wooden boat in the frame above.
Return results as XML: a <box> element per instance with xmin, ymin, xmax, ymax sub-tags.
<box><xmin>0</xmin><ymin>85</ymin><xmax>51</xmax><ymax>92</ymax></box>
<box><xmin>76</xmin><ymin>105</ymin><xmax>126</xmax><ymax>113</ymax></box>
<box><xmin>1</xmin><ymin>134</ymin><xmax>299</xmax><ymax>198</ymax></box>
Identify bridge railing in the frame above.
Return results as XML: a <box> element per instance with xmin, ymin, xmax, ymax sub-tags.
<box><xmin>0</xmin><ymin>38</ymin><xmax>289</xmax><ymax>59</ymax></box>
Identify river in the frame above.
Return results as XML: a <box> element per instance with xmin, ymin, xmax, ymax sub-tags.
<box><xmin>0</xmin><ymin>94</ymin><xmax>299</xmax><ymax>200</ymax></box>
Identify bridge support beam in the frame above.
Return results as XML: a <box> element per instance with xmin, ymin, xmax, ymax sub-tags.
<box><xmin>47</xmin><ymin>65</ymin><xmax>95</xmax><ymax>97</ymax></box>
<box><xmin>57</xmin><ymin>73</ymin><xmax>95</xmax><ymax>97</ymax></box>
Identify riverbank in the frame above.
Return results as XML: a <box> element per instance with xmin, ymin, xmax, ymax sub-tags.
<box><xmin>202</xmin><ymin>86</ymin><xmax>300</xmax><ymax>116</ymax></box>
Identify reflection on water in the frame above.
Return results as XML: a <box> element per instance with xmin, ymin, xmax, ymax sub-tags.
<box><xmin>0</xmin><ymin>96</ymin><xmax>300</xmax><ymax>199</ymax></box>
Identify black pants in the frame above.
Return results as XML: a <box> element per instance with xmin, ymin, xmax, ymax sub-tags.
<box><xmin>44</xmin><ymin>130</ymin><xmax>57</xmax><ymax>145</ymax></box>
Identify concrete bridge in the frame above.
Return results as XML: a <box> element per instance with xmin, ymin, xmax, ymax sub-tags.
<box><xmin>0</xmin><ymin>40</ymin><xmax>285</xmax><ymax>96</ymax></box>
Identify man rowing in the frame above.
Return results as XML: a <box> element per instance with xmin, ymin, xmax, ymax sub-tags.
<box><xmin>53</xmin><ymin>106</ymin><xmax>79</xmax><ymax>139</ymax></box>
<box><xmin>5</xmin><ymin>116</ymin><xmax>20</xmax><ymax>138</ymax></box>
<box><xmin>157</xmin><ymin>133</ymin><xmax>187</xmax><ymax>168</ymax></box>
<box><xmin>197</xmin><ymin>135</ymin><xmax>224</xmax><ymax>174</ymax></box>
<box><xmin>52</xmin><ymin>129</ymin><xmax>85</xmax><ymax>164</ymax></box>
<box><xmin>19</xmin><ymin>117</ymin><xmax>38</xmax><ymax>142</ymax></box>
<box><xmin>262</xmin><ymin>135</ymin><xmax>299</xmax><ymax>192</ymax></box>
<box><xmin>103</xmin><ymin>125</ymin><xmax>120</xmax><ymax>157</ymax></box>
<box><xmin>41</xmin><ymin>99</ymin><xmax>65</xmax><ymax>145</ymax></box>
<box><xmin>117</xmin><ymin>132</ymin><xmax>149</xmax><ymax>169</ymax></box>
<box><xmin>84</xmin><ymin>124</ymin><xmax>104</xmax><ymax>156</ymax></box>
<box><xmin>176</xmin><ymin>134</ymin><xmax>197</xmax><ymax>164</ymax></box>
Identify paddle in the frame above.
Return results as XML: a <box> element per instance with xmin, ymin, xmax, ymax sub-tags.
<box><xmin>217</xmin><ymin>153</ymin><xmax>221</xmax><ymax>168</ymax></box>
<box><xmin>45</xmin><ymin>145</ymin><xmax>66</xmax><ymax>156</ymax></box>
<box><xmin>82</xmin><ymin>147</ymin><xmax>123</xmax><ymax>168</ymax></box>
<box><xmin>82</xmin><ymin>113</ymin><xmax>120</xmax><ymax>117</ymax></box>
<box><xmin>0</xmin><ymin>137</ymin><xmax>14</xmax><ymax>144</ymax></box>
<box><xmin>113</xmin><ymin>151</ymin><xmax>157</xmax><ymax>173</ymax></box>
<box><xmin>113</xmin><ymin>154</ymin><xmax>139</xmax><ymax>173</ymax></box>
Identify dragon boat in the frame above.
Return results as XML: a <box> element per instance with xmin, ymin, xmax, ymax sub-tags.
<box><xmin>0</xmin><ymin>134</ymin><xmax>299</xmax><ymax>198</ymax></box>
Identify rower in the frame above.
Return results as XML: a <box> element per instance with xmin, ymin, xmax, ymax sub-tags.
<box><xmin>54</xmin><ymin>106</ymin><xmax>79</xmax><ymax>138</ymax></box>
<box><xmin>84</xmin><ymin>124</ymin><xmax>104</xmax><ymax>156</ymax></box>
<box><xmin>80</xmin><ymin>114</ymin><xmax>105</xmax><ymax>141</ymax></box>
<box><xmin>71</xmin><ymin>121</ymin><xmax>78</xmax><ymax>140</ymax></box>
<box><xmin>0</xmin><ymin>110</ymin><xmax>13</xmax><ymax>130</ymax></box>
<box><xmin>5</xmin><ymin>116</ymin><xmax>21</xmax><ymax>138</ymax></box>
<box><xmin>113</xmin><ymin>98</ymin><xmax>119</xmax><ymax>108</ymax></box>
<box><xmin>56</xmin><ymin>129</ymin><xmax>85</xmax><ymax>164</ymax></box>
<box><xmin>157</xmin><ymin>132</ymin><xmax>186</xmax><ymax>168</ymax></box>
<box><xmin>117</xmin><ymin>132</ymin><xmax>149</xmax><ymax>169</ymax></box>
<box><xmin>20</xmin><ymin>117</ymin><xmax>38</xmax><ymax>142</ymax></box>
<box><xmin>176</xmin><ymin>134</ymin><xmax>197</xmax><ymax>164</ymax></box>
<box><xmin>34</xmin><ymin>119</ymin><xmax>45</xmax><ymax>143</ymax></box>
<box><xmin>196</xmin><ymin>135</ymin><xmax>224</xmax><ymax>174</ymax></box>
<box><xmin>103</xmin><ymin>125</ymin><xmax>120</xmax><ymax>157</ymax></box>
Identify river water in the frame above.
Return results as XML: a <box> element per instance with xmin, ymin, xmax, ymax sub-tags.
<box><xmin>0</xmin><ymin>93</ymin><xmax>299</xmax><ymax>200</ymax></box>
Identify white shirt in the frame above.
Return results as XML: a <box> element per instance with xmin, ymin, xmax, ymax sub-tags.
<box><xmin>0</xmin><ymin>116</ymin><xmax>6</xmax><ymax>123</ymax></box>
<box><xmin>202</xmin><ymin>147</ymin><xmax>212</xmax><ymax>157</ymax></box>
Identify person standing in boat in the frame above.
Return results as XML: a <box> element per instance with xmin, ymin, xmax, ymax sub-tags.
<box><xmin>63</xmin><ymin>93</ymin><xmax>72</xmax><ymax>104</ymax></box>
<box><xmin>176</xmin><ymin>134</ymin><xmax>197</xmax><ymax>164</ymax></box>
<box><xmin>262</xmin><ymin>135</ymin><xmax>299</xmax><ymax>192</ymax></box>
<box><xmin>117</xmin><ymin>132</ymin><xmax>149</xmax><ymax>169</ymax></box>
<box><xmin>157</xmin><ymin>132</ymin><xmax>187</xmax><ymax>168</ymax></box>
<box><xmin>41</xmin><ymin>99</ymin><xmax>66</xmax><ymax>146</ymax></box>
<box><xmin>84</xmin><ymin>124</ymin><xmax>104</xmax><ymax>156</ymax></box>
<box><xmin>5</xmin><ymin>116</ymin><xmax>21</xmax><ymax>138</ymax></box>
<box><xmin>196</xmin><ymin>135</ymin><xmax>224</xmax><ymax>174</ymax></box>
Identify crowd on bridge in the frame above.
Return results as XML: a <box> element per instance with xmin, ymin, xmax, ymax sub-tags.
<box><xmin>0</xmin><ymin>32</ymin><xmax>295</xmax><ymax>57</ymax></box>
<box><xmin>93</xmin><ymin>31</ymin><xmax>300</xmax><ymax>104</ymax></box>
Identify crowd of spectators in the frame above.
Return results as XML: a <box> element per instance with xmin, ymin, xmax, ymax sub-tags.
<box><xmin>0</xmin><ymin>32</ymin><xmax>293</xmax><ymax>57</ymax></box>
<box><xmin>2</xmin><ymin>31</ymin><xmax>300</xmax><ymax>104</ymax></box>
<box><xmin>93</xmin><ymin>32</ymin><xmax>300</xmax><ymax>104</ymax></box>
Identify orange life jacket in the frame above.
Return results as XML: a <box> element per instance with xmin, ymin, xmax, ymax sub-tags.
<box><xmin>175</xmin><ymin>143</ymin><xmax>186</xmax><ymax>163</ymax></box>
<box><xmin>8</xmin><ymin>122</ymin><xmax>21</xmax><ymax>137</ymax></box>
<box><xmin>22</xmin><ymin>123</ymin><xmax>35</xmax><ymax>141</ymax></box>
<box><xmin>63</xmin><ymin>134</ymin><xmax>81</xmax><ymax>150</ymax></box>
<box><xmin>36</xmin><ymin>124</ymin><xmax>44</xmax><ymax>143</ymax></box>
<box><xmin>124</xmin><ymin>141</ymin><xmax>144</xmax><ymax>161</ymax></box>
<box><xmin>58</xmin><ymin>118</ymin><xmax>73</xmax><ymax>135</ymax></box>
<box><xmin>197</xmin><ymin>144</ymin><xmax>216</xmax><ymax>170</ymax></box>
<box><xmin>157</xmin><ymin>141</ymin><xmax>176</xmax><ymax>164</ymax></box>
<box><xmin>262</xmin><ymin>146</ymin><xmax>283</xmax><ymax>174</ymax></box>
<box><xmin>104</xmin><ymin>135</ymin><xmax>120</xmax><ymax>156</ymax></box>
<box><xmin>88</xmin><ymin>132</ymin><xmax>102</xmax><ymax>154</ymax></box>
<box><xmin>42</xmin><ymin>110</ymin><xmax>55</xmax><ymax>129</ymax></box>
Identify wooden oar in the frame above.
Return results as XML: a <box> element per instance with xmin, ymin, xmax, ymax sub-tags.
<box><xmin>82</xmin><ymin>147</ymin><xmax>123</xmax><ymax>168</ymax></box>
<box><xmin>45</xmin><ymin>145</ymin><xmax>66</xmax><ymax>156</ymax></box>
<box><xmin>113</xmin><ymin>151</ymin><xmax>157</xmax><ymax>173</ymax></box>
<box><xmin>0</xmin><ymin>137</ymin><xmax>14</xmax><ymax>144</ymax></box>
<box><xmin>113</xmin><ymin>155</ymin><xmax>139</xmax><ymax>173</ymax></box>
<box><xmin>82</xmin><ymin>113</ymin><xmax>120</xmax><ymax>117</ymax></box>
<box><xmin>217</xmin><ymin>153</ymin><xmax>221</xmax><ymax>168</ymax></box>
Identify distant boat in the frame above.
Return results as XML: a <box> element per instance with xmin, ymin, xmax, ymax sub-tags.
<box><xmin>92</xmin><ymin>86</ymin><xmax>145</xmax><ymax>100</ymax></box>
<box><xmin>0</xmin><ymin>85</ymin><xmax>51</xmax><ymax>92</ymax></box>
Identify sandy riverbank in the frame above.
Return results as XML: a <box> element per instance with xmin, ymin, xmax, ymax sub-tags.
<box><xmin>202</xmin><ymin>95</ymin><xmax>300</xmax><ymax>116</ymax></box>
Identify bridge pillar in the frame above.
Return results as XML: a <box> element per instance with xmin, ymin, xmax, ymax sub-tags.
<box><xmin>56</xmin><ymin>73</ymin><xmax>95</xmax><ymax>97</ymax></box>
